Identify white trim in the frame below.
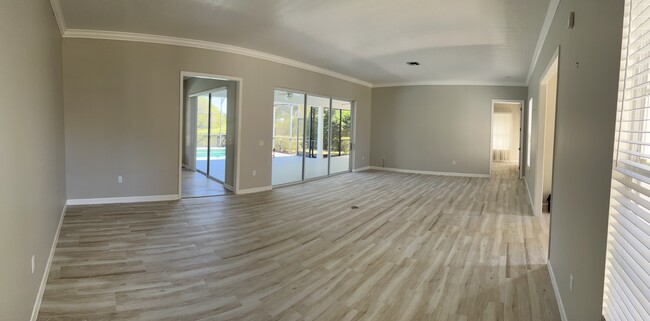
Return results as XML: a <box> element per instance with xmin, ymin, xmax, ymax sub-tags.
<box><xmin>350</xmin><ymin>102</ymin><xmax>358</xmax><ymax>171</ymax></box>
<box><xmin>50</xmin><ymin>5</ymin><xmax>544</xmax><ymax>89</ymax></box>
<box><xmin>223</xmin><ymin>184</ymin><xmax>235</xmax><ymax>192</ymax></box>
<box><xmin>237</xmin><ymin>186</ymin><xmax>272</xmax><ymax>195</ymax></box>
<box><xmin>66</xmin><ymin>194</ymin><xmax>179</xmax><ymax>206</ymax></box>
<box><xmin>353</xmin><ymin>166</ymin><xmax>370</xmax><ymax>172</ymax></box>
<box><xmin>63</xmin><ymin>29</ymin><xmax>372</xmax><ymax>88</ymax></box>
<box><xmin>49</xmin><ymin>0</ymin><xmax>66</xmax><ymax>36</ymax></box>
<box><xmin>490</xmin><ymin>101</ymin><xmax>494</xmax><ymax>177</ymax></box>
<box><xmin>30</xmin><ymin>204</ymin><xmax>67</xmax><ymax>321</ymax></box>
<box><xmin>369</xmin><ymin>166</ymin><xmax>490</xmax><ymax>178</ymax></box>
<box><xmin>373</xmin><ymin>80</ymin><xmax>527</xmax><ymax>88</ymax></box>
<box><xmin>234</xmin><ymin>77</ymin><xmax>244</xmax><ymax>195</ymax></box>
<box><xmin>519</xmin><ymin>101</ymin><xmax>525</xmax><ymax>179</ymax></box>
<box><xmin>526</xmin><ymin>0</ymin><xmax>561</xmax><ymax>85</ymax></box>
<box><xmin>179</xmin><ymin>73</ymin><xmax>185</xmax><ymax>198</ymax></box>
<box><xmin>188</xmin><ymin>85</ymin><xmax>228</xmax><ymax>98</ymax></box>
<box><xmin>547</xmin><ymin>260</ymin><xmax>568</xmax><ymax>321</ymax></box>
<box><xmin>534</xmin><ymin>50</ymin><xmax>560</xmax><ymax>217</ymax></box>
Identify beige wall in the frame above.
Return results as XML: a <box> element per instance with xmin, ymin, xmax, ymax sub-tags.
<box><xmin>494</xmin><ymin>103</ymin><xmax>522</xmax><ymax>162</ymax></box>
<box><xmin>0</xmin><ymin>1</ymin><xmax>66</xmax><ymax>320</ymax></box>
<box><xmin>525</xmin><ymin>0</ymin><xmax>624</xmax><ymax>319</ymax></box>
<box><xmin>371</xmin><ymin>86</ymin><xmax>527</xmax><ymax>175</ymax></box>
<box><xmin>63</xmin><ymin>38</ymin><xmax>371</xmax><ymax>198</ymax></box>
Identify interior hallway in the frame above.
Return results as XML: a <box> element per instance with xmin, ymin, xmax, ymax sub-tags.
<box><xmin>38</xmin><ymin>163</ymin><xmax>559</xmax><ymax>320</ymax></box>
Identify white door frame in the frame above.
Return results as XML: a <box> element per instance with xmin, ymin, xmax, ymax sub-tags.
<box><xmin>489</xmin><ymin>99</ymin><xmax>525</xmax><ymax>177</ymax></box>
<box><xmin>534</xmin><ymin>50</ymin><xmax>560</xmax><ymax>216</ymax></box>
<box><xmin>179</xmin><ymin>71</ymin><xmax>244</xmax><ymax>196</ymax></box>
<box><xmin>519</xmin><ymin>102</ymin><xmax>525</xmax><ymax>179</ymax></box>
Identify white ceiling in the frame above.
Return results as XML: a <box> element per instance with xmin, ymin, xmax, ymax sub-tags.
<box><xmin>57</xmin><ymin>0</ymin><xmax>551</xmax><ymax>87</ymax></box>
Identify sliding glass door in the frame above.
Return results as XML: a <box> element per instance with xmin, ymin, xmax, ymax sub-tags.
<box><xmin>196</xmin><ymin>94</ymin><xmax>210</xmax><ymax>174</ymax></box>
<box><xmin>272</xmin><ymin>89</ymin><xmax>353</xmax><ymax>185</ymax></box>
<box><xmin>304</xmin><ymin>95</ymin><xmax>330</xmax><ymax>180</ymax></box>
<box><xmin>272</xmin><ymin>90</ymin><xmax>305</xmax><ymax>185</ymax></box>
<box><xmin>330</xmin><ymin>100</ymin><xmax>352</xmax><ymax>174</ymax></box>
<box><xmin>195</xmin><ymin>88</ymin><xmax>227</xmax><ymax>182</ymax></box>
<box><xmin>209</xmin><ymin>88</ymin><xmax>227</xmax><ymax>182</ymax></box>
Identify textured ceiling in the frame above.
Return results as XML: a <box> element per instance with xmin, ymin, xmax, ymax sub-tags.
<box><xmin>59</xmin><ymin>0</ymin><xmax>550</xmax><ymax>86</ymax></box>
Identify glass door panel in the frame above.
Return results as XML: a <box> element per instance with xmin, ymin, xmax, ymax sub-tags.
<box><xmin>330</xmin><ymin>100</ymin><xmax>352</xmax><ymax>174</ymax></box>
<box><xmin>304</xmin><ymin>95</ymin><xmax>330</xmax><ymax>179</ymax></box>
<box><xmin>196</xmin><ymin>94</ymin><xmax>210</xmax><ymax>174</ymax></box>
<box><xmin>272</xmin><ymin>90</ymin><xmax>305</xmax><ymax>185</ymax></box>
<box><xmin>209</xmin><ymin>88</ymin><xmax>227</xmax><ymax>182</ymax></box>
<box><xmin>271</xmin><ymin>90</ymin><xmax>354</xmax><ymax>185</ymax></box>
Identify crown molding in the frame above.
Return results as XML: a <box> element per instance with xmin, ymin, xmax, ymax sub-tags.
<box><xmin>62</xmin><ymin>29</ymin><xmax>374</xmax><ymax>88</ymax></box>
<box><xmin>373</xmin><ymin>80</ymin><xmax>527</xmax><ymax>88</ymax></box>
<box><xmin>526</xmin><ymin>0</ymin><xmax>561</xmax><ymax>85</ymax></box>
<box><xmin>52</xmin><ymin>0</ymin><xmax>540</xmax><ymax>90</ymax></box>
<box><xmin>49</xmin><ymin>0</ymin><xmax>66</xmax><ymax>35</ymax></box>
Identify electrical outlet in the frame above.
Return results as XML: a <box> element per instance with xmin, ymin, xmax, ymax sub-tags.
<box><xmin>361</xmin><ymin>156</ymin><xmax>365</xmax><ymax>161</ymax></box>
<box><xmin>118</xmin><ymin>176</ymin><xmax>123</xmax><ymax>184</ymax></box>
<box><xmin>258</xmin><ymin>140</ymin><xmax>264</xmax><ymax>146</ymax></box>
<box><xmin>252</xmin><ymin>170</ymin><xmax>256</xmax><ymax>176</ymax></box>
<box><xmin>569</xmin><ymin>274</ymin><xmax>574</xmax><ymax>292</ymax></box>
<box><xmin>453</xmin><ymin>160</ymin><xmax>456</xmax><ymax>165</ymax></box>
<box><xmin>31</xmin><ymin>255</ymin><xmax>35</xmax><ymax>274</ymax></box>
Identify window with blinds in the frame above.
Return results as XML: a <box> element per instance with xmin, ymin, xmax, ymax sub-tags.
<box><xmin>604</xmin><ymin>0</ymin><xmax>650</xmax><ymax>320</ymax></box>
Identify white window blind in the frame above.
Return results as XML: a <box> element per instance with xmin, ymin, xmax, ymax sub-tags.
<box><xmin>604</xmin><ymin>1</ymin><xmax>650</xmax><ymax>320</ymax></box>
<box><xmin>493</xmin><ymin>112</ymin><xmax>513</xmax><ymax>161</ymax></box>
<box><xmin>493</xmin><ymin>112</ymin><xmax>512</xmax><ymax>150</ymax></box>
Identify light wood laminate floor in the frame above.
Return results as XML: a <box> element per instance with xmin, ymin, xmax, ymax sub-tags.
<box><xmin>38</xmin><ymin>162</ymin><xmax>560</xmax><ymax>321</ymax></box>
<box><xmin>181</xmin><ymin>169</ymin><xmax>231</xmax><ymax>198</ymax></box>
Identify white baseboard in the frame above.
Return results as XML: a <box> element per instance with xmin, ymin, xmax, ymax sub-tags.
<box><xmin>67</xmin><ymin>194</ymin><xmax>180</xmax><ymax>206</ymax></box>
<box><xmin>30</xmin><ymin>203</ymin><xmax>67</xmax><ymax>321</ymax></box>
<box><xmin>223</xmin><ymin>183</ymin><xmax>235</xmax><ymax>192</ymax></box>
<box><xmin>548</xmin><ymin>260</ymin><xmax>568</xmax><ymax>321</ymax></box>
<box><xmin>236</xmin><ymin>186</ymin><xmax>272</xmax><ymax>195</ymax></box>
<box><xmin>368</xmin><ymin>166</ymin><xmax>490</xmax><ymax>178</ymax></box>
<box><xmin>353</xmin><ymin>166</ymin><xmax>370</xmax><ymax>172</ymax></box>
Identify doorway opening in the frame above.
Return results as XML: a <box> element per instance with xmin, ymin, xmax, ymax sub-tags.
<box><xmin>535</xmin><ymin>56</ymin><xmax>559</xmax><ymax>214</ymax></box>
<box><xmin>490</xmin><ymin>100</ymin><xmax>524</xmax><ymax>179</ymax></box>
<box><xmin>180</xmin><ymin>74</ymin><xmax>239</xmax><ymax>198</ymax></box>
<box><xmin>271</xmin><ymin>89</ymin><xmax>354</xmax><ymax>186</ymax></box>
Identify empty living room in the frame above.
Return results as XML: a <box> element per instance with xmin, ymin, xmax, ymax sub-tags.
<box><xmin>2</xmin><ymin>0</ymin><xmax>641</xmax><ymax>320</ymax></box>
